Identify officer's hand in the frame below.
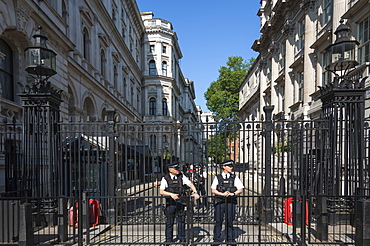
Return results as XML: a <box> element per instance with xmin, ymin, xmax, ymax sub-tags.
<box><xmin>170</xmin><ymin>193</ymin><xmax>180</xmax><ymax>200</ymax></box>
<box><xmin>191</xmin><ymin>193</ymin><xmax>200</xmax><ymax>200</ymax></box>
<box><xmin>224</xmin><ymin>191</ymin><xmax>232</xmax><ymax>197</ymax></box>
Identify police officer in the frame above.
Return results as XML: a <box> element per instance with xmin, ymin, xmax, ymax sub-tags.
<box><xmin>160</xmin><ymin>162</ymin><xmax>200</xmax><ymax>244</ymax></box>
<box><xmin>191</xmin><ymin>163</ymin><xmax>208</xmax><ymax>209</ymax></box>
<box><xmin>211</xmin><ymin>160</ymin><xmax>244</xmax><ymax>245</ymax></box>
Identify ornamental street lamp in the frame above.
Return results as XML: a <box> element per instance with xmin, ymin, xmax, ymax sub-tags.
<box><xmin>20</xmin><ymin>26</ymin><xmax>62</xmax><ymax>198</ymax></box>
<box><xmin>24</xmin><ymin>26</ymin><xmax>57</xmax><ymax>81</ymax></box>
<box><xmin>319</xmin><ymin>20</ymin><xmax>367</xmax><ymax>242</ymax></box>
<box><xmin>325</xmin><ymin>19</ymin><xmax>359</xmax><ymax>77</ymax></box>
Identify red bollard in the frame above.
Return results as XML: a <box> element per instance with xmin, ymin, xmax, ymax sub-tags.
<box><xmin>89</xmin><ymin>199</ymin><xmax>100</xmax><ymax>227</ymax></box>
<box><xmin>69</xmin><ymin>203</ymin><xmax>78</xmax><ymax>227</ymax></box>
<box><xmin>284</xmin><ymin>198</ymin><xmax>294</xmax><ymax>225</ymax></box>
<box><xmin>69</xmin><ymin>200</ymin><xmax>100</xmax><ymax>227</ymax></box>
<box><xmin>284</xmin><ymin>197</ymin><xmax>308</xmax><ymax>225</ymax></box>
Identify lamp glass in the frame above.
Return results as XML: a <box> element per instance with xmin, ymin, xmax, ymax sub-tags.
<box><xmin>25</xmin><ymin>47</ymin><xmax>56</xmax><ymax>77</ymax></box>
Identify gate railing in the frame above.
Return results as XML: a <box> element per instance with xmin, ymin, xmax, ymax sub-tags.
<box><xmin>1</xmin><ymin>114</ymin><xmax>370</xmax><ymax>244</ymax></box>
<box><xmin>0</xmin><ymin>195</ymin><xmax>296</xmax><ymax>245</ymax></box>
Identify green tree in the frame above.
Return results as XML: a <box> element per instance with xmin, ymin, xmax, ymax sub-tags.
<box><xmin>204</xmin><ymin>132</ymin><xmax>229</xmax><ymax>164</ymax></box>
<box><xmin>204</xmin><ymin>56</ymin><xmax>254</xmax><ymax>121</ymax></box>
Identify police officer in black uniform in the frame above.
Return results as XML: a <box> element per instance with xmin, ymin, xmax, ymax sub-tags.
<box><xmin>191</xmin><ymin>163</ymin><xmax>208</xmax><ymax>209</ymax></box>
<box><xmin>211</xmin><ymin>160</ymin><xmax>244</xmax><ymax>245</ymax></box>
<box><xmin>160</xmin><ymin>162</ymin><xmax>200</xmax><ymax>244</ymax></box>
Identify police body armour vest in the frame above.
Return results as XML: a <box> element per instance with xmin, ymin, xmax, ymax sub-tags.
<box><xmin>215</xmin><ymin>173</ymin><xmax>237</xmax><ymax>203</ymax></box>
<box><xmin>164</xmin><ymin>173</ymin><xmax>184</xmax><ymax>194</ymax></box>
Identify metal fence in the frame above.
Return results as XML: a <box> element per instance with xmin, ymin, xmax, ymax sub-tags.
<box><xmin>1</xmin><ymin>113</ymin><xmax>369</xmax><ymax>245</ymax></box>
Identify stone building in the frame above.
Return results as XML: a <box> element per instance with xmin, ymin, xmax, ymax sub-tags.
<box><xmin>239</xmin><ymin>0</ymin><xmax>370</xmax><ymax>121</ymax></box>
<box><xmin>238</xmin><ymin>0</ymin><xmax>370</xmax><ymax>173</ymax></box>
<box><xmin>0</xmin><ymin>0</ymin><xmax>200</xmax><ymax>192</ymax></box>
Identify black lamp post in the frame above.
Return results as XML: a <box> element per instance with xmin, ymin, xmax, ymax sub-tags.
<box><xmin>325</xmin><ymin>19</ymin><xmax>359</xmax><ymax>77</ymax></box>
<box><xmin>24</xmin><ymin>26</ymin><xmax>57</xmax><ymax>82</ymax></box>
<box><xmin>320</xmin><ymin>19</ymin><xmax>367</xmax><ymax>195</ymax></box>
<box><xmin>20</xmin><ymin>26</ymin><xmax>62</xmax><ymax>198</ymax></box>
<box><xmin>318</xmin><ymin>20</ymin><xmax>367</xmax><ymax>241</ymax></box>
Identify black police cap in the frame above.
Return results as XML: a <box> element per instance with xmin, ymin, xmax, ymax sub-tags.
<box><xmin>166</xmin><ymin>162</ymin><xmax>180</xmax><ymax>169</ymax></box>
<box><xmin>219</xmin><ymin>160</ymin><xmax>235</xmax><ymax>166</ymax></box>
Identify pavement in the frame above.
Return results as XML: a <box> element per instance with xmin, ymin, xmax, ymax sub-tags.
<box><xmin>33</xmin><ymin>174</ymin><xmax>355</xmax><ymax>245</ymax></box>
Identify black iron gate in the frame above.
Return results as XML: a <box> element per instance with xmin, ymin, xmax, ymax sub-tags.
<box><xmin>1</xmin><ymin>110</ymin><xmax>369</xmax><ymax>245</ymax></box>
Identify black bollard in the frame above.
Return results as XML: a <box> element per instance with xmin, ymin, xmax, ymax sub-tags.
<box><xmin>19</xmin><ymin>203</ymin><xmax>33</xmax><ymax>246</ymax></box>
<box><xmin>355</xmin><ymin>199</ymin><xmax>370</xmax><ymax>246</ymax></box>
<box><xmin>316</xmin><ymin>194</ymin><xmax>328</xmax><ymax>241</ymax></box>
<box><xmin>58</xmin><ymin>197</ymin><xmax>68</xmax><ymax>242</ymax></box>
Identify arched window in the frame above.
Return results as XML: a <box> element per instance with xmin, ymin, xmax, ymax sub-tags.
<box><xmin>149</xmin><ymin>60</ymin><xmax>156</xmax><ymax>75</ymax></box>
<box><xmin>62</xmin><ymin>0</ymin><xmax>68</xmax><ymax>23</ymax></box>
<box><xmin>162</xmin><ymin>98</ymin><xmax>168</xmax><ymax>116</ymax></box>
<box><xmin>83</xmin><ymin>28</ymin><xmax>90</xmax><ymax>61</ymax></box>
<box><xmin>0</xmin><ymin>39</ymin><xmax>14</xmax><ymax>101</ymax></box>
<box><xmin>162</xmin><ymin>61</ymin><xmax>167</xmax><ymax>76</ymax></box>
<box><xmin>149</xmin><ymin>97</ymin><xmax>156</xmax><ymax>115</ymax></box>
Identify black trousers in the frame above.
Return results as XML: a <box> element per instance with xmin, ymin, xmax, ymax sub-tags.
<box><xmin>213</xmin><ymin>202</ymin><xmax>236</xmax><ymax>242</ymax></box>
<box><xmin>165</xmin><ymin>201</ymin><xmax>186</xmax><ymax>242</ymax></box>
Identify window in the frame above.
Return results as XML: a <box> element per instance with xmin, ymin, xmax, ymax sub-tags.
<box><xmin>113</xmin><ymin>65</ymin><xmax>118</xmax><ymax>88</ymax></box>
<box><xmin>298</xmin><ymin>19</ymin><xmax>305</xmax><ymax>51</ymax></box>
<box><xmin>62</xmin><ymin>0</ymin><xmax>68</xmax><ymax>23</ymax></box>
<box><xmin>322</xmin><ymin>0</ymin><xmax>332</xmax><ymax>26</ymax></box>
<box><xmin>121</xmin><ymin>26</ymin><xmax>126</xmax><ymax>39</ymax></box>
<box><xmin>149</xmin><ymin>97</ymin><xmax>156</xmax><ymax>115</ymax></box>
<box><xmin>149</xmin><ymin>60</ymin><xmax>156</xmax><ymax>75</ymax></box>
<box><xmin>267</xmin><ymin>58</ymin><xmax>272</xmax><ymax>82</ymax></box>
<box><xmin>162</xmin><ymin>61</ymin><xmax>167</xmax><ymax>76</ymax></box>
<box><xmin>100</xmin><ymin>50</ymin><xmax>106</xmax><ymax>77</ymax></box>
<box><xmin>150</xmin><ymin>45</ymin><xmax>155</xmax><ymax>53</ymax></box>
<box><xmin>162</xmin><ymin>98</ymin><xmax>168</xmax><ymax>116</ymax></box>
<box><xmin>280</xmin><ymin>42</ymin><xmax>286</xmax><ymax>71</ymax></box>
<box><xmin>359</xmin><ymin>15</ymin><xmax>370</xmax><ymax>63</ymax></box>
<box><xmin>297</xmin><ymin>71</ymin><xmax>304</xmax><ymax>102</ymax></box>
<box><xmin>0</xmin><ymin>39</ymin><xmax>14</xmax><ymax>101</ymax></box>
<box><xmin>112</xmin><ymin>8</ymin><xmax>116</xmax><ymax>21</ymax></box>
<box><xmin>322</xmin><ymin>52</ymin><xmax>331</xmax><ymax>86</ymax></box>
<box><xmin>162</xmin><ymin>135</ymin><xmax>167</xmax><ymax>149</ymax></box>
<box><xmin>123</xmin><ymin>76</ymin><xmax>127</xmax><ymax>97</ymax></box>
<box><xmin>162</xmin><ymin>45</ymin><xmax>166</xmax><ymax>54</ymax></box>
<box><xmin>83</xmin><ymin>28</ymin><xmax>90</xmax><ymax>61</ymax></box>
<box><xmin>279</xmin><ymin>85</ymin><xmax>285</xmax><ymax>112</ymax></box>
<box><xmin>150</xmin><ymin>135</ymin><xmax>157</xmax><ymax>150</ymax></box>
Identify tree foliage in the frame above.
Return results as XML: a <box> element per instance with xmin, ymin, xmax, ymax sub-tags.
<box><xmin>204</xmin><ymin>133</ymin><xmax>229</xmax><ymax>164</ymax></box>
<box><xmin>204</xmin><ymin>56</ymin><xmax>255</xmax><ymax>121</ymax></box>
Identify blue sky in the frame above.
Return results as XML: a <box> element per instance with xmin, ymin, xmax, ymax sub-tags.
<box><xmin>136</xmin><ymin>1</ymin><xmax>261</xmax><ymax>112</ymax></box>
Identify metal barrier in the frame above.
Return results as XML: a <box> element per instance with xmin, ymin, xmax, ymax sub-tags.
<box><xmin>0</xmin><ymin>195</ymin><xmax>297</xmax><ymax>245</ymax></box>
<box><xmin>1</xmin><ymin>115</ymin><xmax>369</xmax><ymax>244</ymax></box>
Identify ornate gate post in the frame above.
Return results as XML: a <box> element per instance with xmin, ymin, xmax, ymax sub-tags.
<box><xmin>262</xmin><ymin>105</ymin><xmax>274</xmax><ymax>223</ymax></box>
<box><xmin>106</xmin><ymin>108</ymin><xmax>117</xmax><ymax>224</ymax></box>
<box><xmin>19</xmin><ymin>26</ymin><xmax>62</xmax><ymax>197</ymax></box>
<box><xmin>319</xmin><ymin>20</ymin><xmax>367</xmax><ymax>242</ymax></box>
<box><xmin>18</xmin><ymin>82</ymin><xmax>62</xmax><ymax>197</ymax></box>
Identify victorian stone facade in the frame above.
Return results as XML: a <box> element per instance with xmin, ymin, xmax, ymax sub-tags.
<box><xmin>239</xmin><ymin>0</ymin><xmax>370</xmax><ymax>121</ymax></box>
<box><xmin>0</xmin><ymin>0</ymin><xmax>200</xmax><ymax>192</ymax></box>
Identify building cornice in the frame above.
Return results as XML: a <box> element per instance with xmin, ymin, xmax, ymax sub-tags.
<box><xmin>342</xmin><ymin>0</ymin><xmax>370</xmax><ymax>20</ymax></box>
